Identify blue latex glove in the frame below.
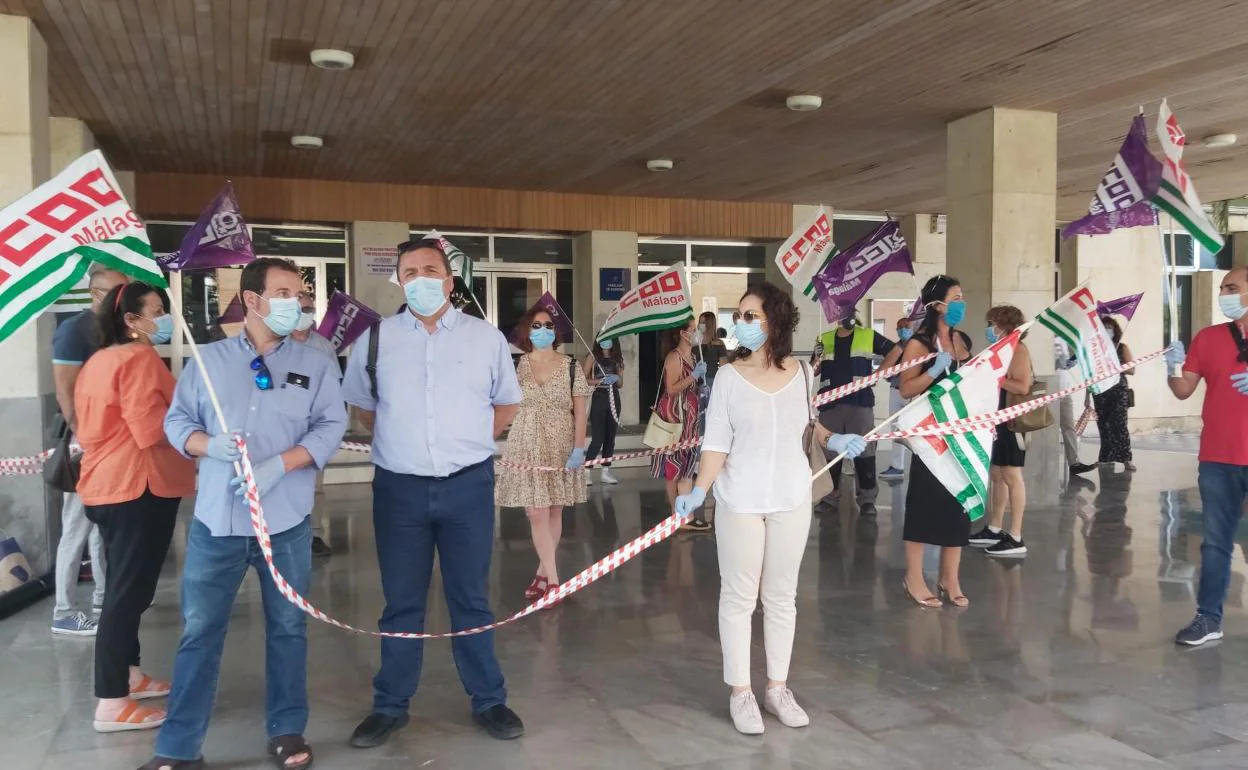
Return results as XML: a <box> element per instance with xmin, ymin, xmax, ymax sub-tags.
<box><xmin>205</xmin><ymin>432</ymin><xmax>241</xmax><ymax>462</ymax></box>
<box><xmin>926</xmin><ymin>351</ymin><xmax>953</xmax><ymax>379</ymax></box>
<box><xmin>826</xmin><ymin>433</ymin><xmax>867</xmax><ymax>459</ymax></box>
<box><xmin>1232</xmin><ymin>372</ymin><xmax>1248</xmax><ymax>396</ymax></box>
<box><xmin>230</xmin><ymin>455</ymin><xmax>287</xmax><ymax>498</ymax></box>
<box><xmin>1164</xmin><ymin>341</ymin><xmax>1186</xmax><ymax>372</ymax></box>
<box><xmin>675</xmin><ymin>486</ymin><xmax>707</xmax><ymax>517</ymax></box>
<box><xmin>692</xmin><ymin>361</ymin><xmax>708</xmax><ymax>381</ymax></box>
<box><xmin>566</xmin><ymin>447</ymin><xmax>586</xmax><ymax>470</ymax></box>
<box><xmin>600</xmin><ymin>374</ymin><xmax>620</xmax><ymax>387</ymax></box>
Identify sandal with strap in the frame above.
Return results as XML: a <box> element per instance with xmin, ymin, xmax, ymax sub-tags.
<box><xmin>268</xmin><ymin>734</ymin><xmax>314</xmax><ymax>770</ymax></box>
<box><xmin>137</xmin><ymin>758</ymin><xmax>204</xmax><ymax>770</ymax></box>
<box><xmin>523</xmin><ymin>574</ymin><xmax>549</xmax><ymax>602</ymax></box>
<box><xmin>130</xmin><ymin>673</ymin><xmax>172</xmax><ymax>700</ymax></box>
<box><xmin>93</xmin><ymin>699</ymin><xmax>166</xmax><ymax>733</ymax></box>
<box><xmin>938</xmin><ymin>583</ymin><xmax>970</xmax><ymax>608</ymax></box>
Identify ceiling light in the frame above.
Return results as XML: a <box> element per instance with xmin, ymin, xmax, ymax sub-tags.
<box><xmin>1202</xmin><ymin>133</ymin><xmax>1238</xmax><ymax>149</ymax></box>
<box><xmin>786</xmin><ymin>94</ymin><xmax>822</xmax><ymax>112</ymax></box>
<box><xmin>646</xmin><ymin>159</ymin><xmax>674</xmax><ymax>172</ymax></box>
<box><xmin>290</xmin><ymin>135</ymin><xmax>324</xmax><ymax>149</ymax></box>
<box><xmin>310</xmin><ymin>49</ymin><xmax>354</xmax><ymax>70</ymax></box>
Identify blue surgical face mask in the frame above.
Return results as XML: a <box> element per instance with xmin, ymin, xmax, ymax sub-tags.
<box><xmin>529</xmin><ymin>327</ymin><xmax>556</xmax><ymax>349</ymax></box>
<box><xmin>261</xmin><ymin>296</ymin><xmax>302</xmax><ymax>337</ymax></box>
<box><xmin>898</xmin><ymin>328</ymin><xmax>913</xmax><ymax>341</ymax></box>
<box><xmin>985</xmin><ymin>325</ymin><xmax>999</xmax><ymax>344</ymax></box>
<box><xmin>150</xmin><ymin>314</ymin><xmax>173</xmax><ymax>344</ymax></box>
<box><xmin>1219</xmin><ymin>293</ymin><xmax>1247</xmax><ymax>321</ymax></box>
<box><xmin>943</xmin><ymin>299</ymin><xmax>966</xmax><ymax>327</ymax></box>
<box><xmin>404</xmin><ymin>276</ymin><xmax>448</xmax><ymax>317</ymax></box>
<box><xmin>599</xmin><ymin>339</ymin><xmax>613</xmax><ymax>350</ymax></box>
<box><xmin>296</xmin><ymin>310</ymin><xmax>316</xmax><ymax>332</ymax></box>
<box><xmin>734</xmin><ymin>320</ymin><xmax>766</xmax><ymax>351</ymax></box>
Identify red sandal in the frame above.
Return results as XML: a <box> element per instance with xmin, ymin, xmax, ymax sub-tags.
<box><xmin>524</xmin><ymin>574</ymin><xmax>548</xmax><ymax>602</ymax></box>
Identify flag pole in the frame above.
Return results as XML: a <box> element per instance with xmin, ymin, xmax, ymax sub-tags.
<box><xmin>1157</xmin><ymin>213</ymin><xmax>1180</xmax><ymax>375</ymax></box>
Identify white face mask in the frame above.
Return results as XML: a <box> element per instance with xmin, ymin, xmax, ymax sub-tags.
<box><xmin>1220</xmin><ymin>293</ymin><xmax>1248</xmax><ymax>321</ymax></box>
<box><xmin>686</xmin><ymin>329</ymin><xmax>705</xmax><ymax>346</ymax></box>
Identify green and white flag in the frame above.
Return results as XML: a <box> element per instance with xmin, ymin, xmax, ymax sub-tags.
<box><xmin>1037</xmin><ymin>284</ymin><xmax>1120</xmax><ymax>396</ymax></box>
<box><xmin>1153</xmin><ymin>99</ymin><xmax>1225</xmax><ymax>253</ymax></box>
<box><xmin>0</xmin><ymin>150</ymin><xmax>163</xmax><ymax>345</ymax></box>
<box><xmin>894</xmin><ymin>330</ymin><xmax>1021</xmax><ymax>522</ymax></box>
<box><xmin>774</xmin><ymin>206</ymin><xmax>839</xmax><ymax>299</ymax></box>
<box><xmin>46</xmin><ymin>277</ymin><xmax>91</xmax><ymax>314</ymax></box>
<box><xmin>596</xmin><ymin>266</ymin><xmax>692</xmax><ymax>342</ymax></box>
<box><xmin>427</xmin><ymin>229</ymin><xmax>472</xmax><ymax>285</ymax></box>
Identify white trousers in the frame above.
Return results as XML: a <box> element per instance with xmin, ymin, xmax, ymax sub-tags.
<box><xmin>888</xmin><ymin>386</ymin><xmax>908</xmax><ymax>470</ymax></box>
<box><xmin>716</xmin><ymin>500</ymin><xmax>812</xmax><ymax>687</ymax></box>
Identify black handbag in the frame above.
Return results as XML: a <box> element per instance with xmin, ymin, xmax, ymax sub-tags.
<box><xmin>43</xmin><ymin>415</ymin><xmax>80</xmax><ymax>494</ymax></box>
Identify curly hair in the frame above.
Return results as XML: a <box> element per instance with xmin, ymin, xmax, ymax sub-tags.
<box><xmin>513</xmin><ymin>306</ymin><xmax>560</xmax><ymax>353</ymax></box>
<box><xmin>985</xmin><ymin>304</ymin><xmax>1025</xmax><ymax>333</ymax></box>
<box><xmin>732</xmin><ymin>280</ymin><xmax>798</xmax><ymax>368</ymax></box>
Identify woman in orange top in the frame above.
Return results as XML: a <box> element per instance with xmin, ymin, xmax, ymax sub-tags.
<box><xmin>75</xmin><ymin>281</ymin><xmax>195</xmax><ymax>734</ymax></box>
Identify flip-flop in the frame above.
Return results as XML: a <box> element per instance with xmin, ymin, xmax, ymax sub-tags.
<box><xmin>130</xmin><ymin>673</ymin><xmax>171</xmax><ymax>700</ymax></box>
<box><xmin>93</xmin><ymin>700</ymin><xmax>166</xmax><ymax>733</ymax></box>
<box><xmin>137</xmin><ymin>758</ymin><xmax>204</xmax><ymax>770</ymax></box>
<box><xmin>268</xmin><ymin>734</ymin><xmax>314</xmax><ymax>770</ymax></box>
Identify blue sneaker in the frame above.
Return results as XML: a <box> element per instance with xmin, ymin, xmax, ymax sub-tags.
<box><xmin>1175</xmin><ymin>614</ymin><xmax>1223</xmax><ymax>647</ymax></box>
<box><xmin>51</xmin><ymin>611</ymin><xmax>98</xmax><ymax>637</ymax></box>
<box><xmin>879</xmin><ymin>466</ymin><xmax>905</xmax><ymax>481</ymax></box>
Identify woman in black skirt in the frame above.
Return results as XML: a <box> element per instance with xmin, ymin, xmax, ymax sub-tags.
<box><xmin>898</xmin><ymin>275</ymin><xmax>974</xmax><ymax>608</ymax></box>
<box><xmin>1093</xmin><ymin>315</ymin><xmax>1135</xmax><ymax>471</ymax></box>
<box><xmin>970</xmin><ymin>305</ymin><xmax>1033</xmax><ymax>558</ymax></box>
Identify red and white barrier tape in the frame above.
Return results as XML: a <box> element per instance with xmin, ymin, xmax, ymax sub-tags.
<box><xmin>0</xmin><ymin>447</ymin><xmax>58</xmax><ymax>476</ymax></box>
<box><xmin>1075</xmin><ymin>405</ymin><xmax>1096</xmax><ymax>437</ymax></box>
<box><xmin>238</xmin><ymin>435</ymin><xmax>691</xmax><ymax>638</ymax></box>
<box><xmin>811</xmin><ymin>353</ymin><xmax>935</xmax><ymax>408</ymax></box>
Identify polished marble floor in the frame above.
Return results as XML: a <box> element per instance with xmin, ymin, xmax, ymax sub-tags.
<box><xmin>5</xmin><ymin>439</ymin><xmax>1248</xmax><ymax>769</ymax></box>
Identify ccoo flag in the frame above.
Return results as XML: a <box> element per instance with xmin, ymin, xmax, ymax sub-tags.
<box><xmin>1152</xmin><ymin>100</ymin><xmax>1224</xmax><ymax>253</ymax></box>
<box><xmin>812</xmin><ymin>220</ymin><xmax>913</xmax><ymax>323</ymax></box>
<box><xmin>773</xmin><ymin>207</ymin><xmax>839</xmax><ymax>299</ymax></box>
<box><xmin>596</xmin><ymin>266</ymin><xmax>692</xmax><ymax>342</ymax></box>
<box><xmin>1037</xmin><ymin>285</ymin><xmax>1121</xmax><ymax>396</ymax></box>
<box><xmin>159</xmin><ymin>182</ymin><xmax>254</xmax><ymax>271</ymax></box>
<box><xmin>0</xmin><ymin>150</ymin><xmax>163</xmax><ymax>346</ymax></box>
<box><xmin>1061</xmin><ymin>115</ymin><xmax>1162</xmax><ymax>238</ymax></box>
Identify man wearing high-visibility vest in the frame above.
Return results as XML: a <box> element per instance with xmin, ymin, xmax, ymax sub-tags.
<box><xmin>813</xmin><ymin>312</ymin><xmax>903</xmax><ymax>518</ymax></box>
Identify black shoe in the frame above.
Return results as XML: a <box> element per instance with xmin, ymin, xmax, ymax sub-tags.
<box><xmin>1069</xmin><ymin>462</ymin><xmax>1098</xmax><ymax>476</ymax></box>
<box><xmin>350</xmin><ymin>713</ymin><xmax>409</xmax><ymax>748</ymax></box>
<box><xmin>311</xmin><ymin>536</ymin><xmax>332</xmax><ymax>557</ymax></box>
<box><xmin>680</xmin><ymin>518</ymin><xmax>712</xmax><ymax>533</ymax></box>
<box><xmin>859</xmin><ymin>503</ymin><xmax>878</xmax><ymax>518</ymax></box>
<box><xmin>986</xmin><ymin>533</ymin><xmax>1027</xmax><ymax>557</ymax></box>
<box><xmin>473</xmin><ymin>704</ymin><xmax>524</xmax><ymax>740</ymax></box>
<box><xmin>968</xmin><ymin>527</ymin><xmax>1004</xmax><ymax>547</ymax></box>
<box><xmin>1175</xmin><ymin>614</ymin><xmax>1223</xmax><ymax>647</ymax></box>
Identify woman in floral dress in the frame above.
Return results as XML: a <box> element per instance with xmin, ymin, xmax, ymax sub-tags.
<box><xmin>497</xmin><ymin>307</ymin><xmax>592</xmax><ymax>602</ymax></box>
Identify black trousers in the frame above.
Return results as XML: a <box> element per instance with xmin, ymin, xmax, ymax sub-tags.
<box><xmin>86</xmin><ymin>489</ymin><xmax>180</xmax><ymax>699</ymax></box>
<box><xmin>586</xmin><ymin>389</ymin><xmax>619</xmax><ymax>466</ymax></box>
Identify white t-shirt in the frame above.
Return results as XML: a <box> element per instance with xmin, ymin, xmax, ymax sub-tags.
<box><xmin>702</xmin><ymin>362</ymin><xmax>814</xmax><ymax>514</ymax></box>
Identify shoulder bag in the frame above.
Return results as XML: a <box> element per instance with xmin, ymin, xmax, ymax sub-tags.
<box><xmin>1006</xmin><ymin>365</ymin><xmax>1055</xmax><ymax>434</ymax></box>
<box><xmin>43</xmin><ymin>414</ymin><xmax>80</xmax><ymax>493</ymax></box>
<box><xmin>643</xmin><ymin>360</ymin><xmax>684</xmax><ymax>449</ymax></box>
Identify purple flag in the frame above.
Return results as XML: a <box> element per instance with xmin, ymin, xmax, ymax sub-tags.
<box><xmin>523</xmin><ymin>291</ymin><xmax>574</xmax><ymax>343</ymax></box>
<box><xmin>1097</xmin><ymin>292</ymin><xmax>1144</xmax><ymax>321</ymax></box>
<box><xmin>905</xmin><ymin>295</ymin><xmax>927</xmax><ymax>324</ymax></box>
<box><xmin>218</xmin><ymin>294</ymin><xmax>245</xmax><ymax>324</ymax></box>
<box><xmin>159</xmin><ymin>182</ymin><xmax>255</xmax><ymax>271</ymax></box>
<box><xmin>1061</xmin><ymin>116</ymin><xmax>1163</xmax><ymax>239</ymax></box>
<box><xmin>316</xmin><ymin>291</ymin><xmax>380</xmax><ymax>353</ymax></box>
<box><xmin>812</xmin><ymin>220</ymin><xmax>914</xmax><ymax>324</ymax></box>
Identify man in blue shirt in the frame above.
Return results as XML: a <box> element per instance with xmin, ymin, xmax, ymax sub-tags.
<box><xmin>342</xmin><ymin>238</ymin><xmax>524</xmax><ymax>748</ymax></box>
<box><xmin>49</xmin><ymin>263</ymin><xmax>128</xmax><ymax>636</ymax></box>
<box><xmin>148</xmin><ymin>257</ymin><xmax>347</xmax><ymax>770</ymax></box>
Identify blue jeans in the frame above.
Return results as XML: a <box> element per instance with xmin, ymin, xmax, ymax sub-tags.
<box><xmin>371</xmin><ymin>462</ymin><xmax>506</xmax><ymax>716</ymax></box>
<box><xmin>1197</xmin><ymin>462</ymin><xmax>1248</xmax><ymax>623</ymax></box>
<box><xmin>155</xmin><ymin>517</ymin><xmax>312</xmax><ymax>761</ymax></box>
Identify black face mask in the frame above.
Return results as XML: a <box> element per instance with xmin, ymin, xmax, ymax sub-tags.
<box><xmin>841</xmin><ymin>318</ymin><xmax>856</xmax><ymax>330</ymax></box>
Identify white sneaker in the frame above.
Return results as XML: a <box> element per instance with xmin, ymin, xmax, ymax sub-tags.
<box><xmin>600</xmin><ymin>468</ymin><xmax>619</xmax><ymax>485</ymax></box>
<box><xmin>729</xmin><ymin>690</ymin><xmax>765</xmax><ymax>735</ymax></box>
<box><xmin>764</xmin><ymin>686</ymin><xmax>810</xmax><ymax>728</ymax></box>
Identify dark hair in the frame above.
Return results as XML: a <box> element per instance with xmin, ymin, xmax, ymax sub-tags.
<box><xmin>716</xmin><ymin>327</ymin><xmax>727</xmax><ymax>339</ymax></box>
<box><xmin>916</xmin><ymin>274</ymin><xmax>961</xmax><ymax>340</ymax></box>
<box><xmin>986</xmin><ymin>304</ymin><xmax>1025</xmax><ymax>333</ymax></box>
<box><xmin>593</xmin><ymin>339</ymin><xmax>623</xmax><ymax>365</ymax></box>
<box><xmin>396</xmin><ymin>237</ymin><xmax>452</xmax><ymax>275</ymax></box>
<box><xmin>732</xmin><ymin>280</ymin><xmax>798</xmax><ymax>368</ymax></box>
<box><xmin>98</xmin><ymin>282</ymin><xmax>169</xmax><ymax>347</ymax></box>
<box><xmin>514</xmin><ymin>306</ymin><xmax>560</xmax><ymax>353</ymax></box>
<box><xmin>698</xmin><ymin>311</ymin><xmax>717</xmax><ymax>329</ymax></box>
<box><xmin>1101</xmin><ymin>315</ymin><xmax>1123</xmax><ymax>344</ymax></box>
<box><xmin>240</xmin><ymin>257</ymin><xmax>301</xmax><ymax>299</ymax></box>
<box><xmin>660</xmin><ymin>316</ymin><xmax>696</xmax><ymax>358</ymax></box>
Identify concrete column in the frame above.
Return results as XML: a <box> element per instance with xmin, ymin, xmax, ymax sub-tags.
<box><xmin>898</xmin><ymin>214</ymin><xmax>948</xmax><ymax>288</ymax></box>
<box><xmin>349</xmin><ymin>221</ymin><xmax>409</xmax><ymax>318</ymax></box>
<box><xmin>49</xmin><ymin>116</ymin><xmax>94</xmax><ymax>173</ymax></box>
<box><xmin>765</xmin><ymin>204</ymin><xmax>828</xmax><ymax>355</ymax></box>
<box><xmin>573</xmin><ymin>230</ymin><xmax>640</xmax><ymax>425</ymax></box>
<box><xmin>1060</xmin><ymin>227</ymin><xmax>1203</xmax><ymax>432</ymax></box>
<box><xmin>947</xmin><ymin>107</ymin><xmax>1061</xmax><ymax>502</ymax></box>
<box><xmin>0</xmin><ymin>14</ymin><xmax>56</xmax><ymax>579</ymax></box>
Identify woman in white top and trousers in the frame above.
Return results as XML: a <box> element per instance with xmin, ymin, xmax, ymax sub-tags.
<box><xmin>676</xmin><ymin>281</ymin><xmax>867</xmax><ymax>735</ymax></box>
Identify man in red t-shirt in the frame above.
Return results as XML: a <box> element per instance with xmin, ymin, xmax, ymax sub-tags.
<box><xmin>1166</xmin><ymin>266</ymin><xmax>1248</xmax><ymax>646</ymax></box>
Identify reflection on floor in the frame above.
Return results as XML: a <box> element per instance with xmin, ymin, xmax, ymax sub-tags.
<box><xmin>4</xmin><ymin>445</ymin><xmax>1248</xmax><ymax>769</ymax></box>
